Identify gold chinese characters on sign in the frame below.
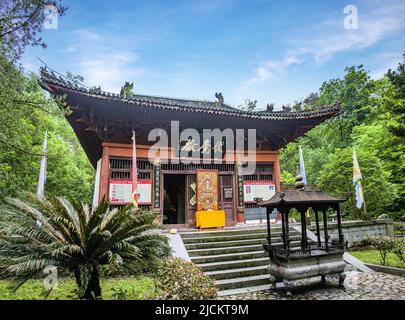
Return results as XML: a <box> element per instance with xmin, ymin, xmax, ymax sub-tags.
<box><xmin>196</xmin><ymin>170</ymin><xmax>219</xmax><ymax>211</ymax></box>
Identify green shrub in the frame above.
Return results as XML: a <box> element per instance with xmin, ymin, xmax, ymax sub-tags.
<box><xmin>392</xmin><ymin>238</ymin><xmax>405</xmax><ymax>264</ymax></box>
<box><xmin>111</xmin><ymin>286</ymin><xmax>130</xmax><ymax>300</ymax></box>
<box><xmin>0</xmin><ymin>195</ymin><xmax>169</xmax><ymax>299</ymax></box>
<box><xmin>389</xmin><ymin>211</ymin><xmax>405</xmax><ymax>222</ymax></box>
<box><xmin>364</xmin><ymin>236</ymin><xmax>396</xmax><ymax>265</ymax></box>
<box><xmin>155</xmin><ymin>258</ymin><xmax>217</xmax><ymax>300</ymax></box>
<box><xmin>393</xmin><ymin>222</ymin><xmax>405</xmax><ymax>235</ymax></box>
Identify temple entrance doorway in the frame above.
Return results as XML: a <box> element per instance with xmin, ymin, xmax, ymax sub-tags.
<box><xmin>163</xmin><ymin>174</ymin><xmax>186</xmax><ymax>224</ymax></box>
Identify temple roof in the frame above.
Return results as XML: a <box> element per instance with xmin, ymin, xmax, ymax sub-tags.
<box><xmin>39</xmin><ymin>67</ymin><xmax>342</xmax><ymax>167</ymax></box>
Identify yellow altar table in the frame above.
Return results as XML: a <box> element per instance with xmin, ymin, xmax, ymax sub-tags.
<box><xmin>195</xmin><ymin>210</ymin><xmax>226</xmax><ymax>229</ymax></box>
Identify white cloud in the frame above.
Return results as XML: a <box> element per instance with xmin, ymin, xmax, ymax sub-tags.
<box><xmin>64</xmin><ymin>29</ymin><xmax>144</xmax><ymax>93</ymax></box>
<box><xmin>76</xmin><ymin>52</ymin><xmax>143</xmax><ymax>92</ymax></box>
<box><xmin>309</xmin><ymin>6</ymin><xmax>405</xmax><ymax>64</ymax></box>
<box><xmin>245</xmin><ymin>54</ymin><xmax>301</xmax><ymax>84</ymax></box>
<box><xmin>242</xmin><ymin>2</ymin><xmax>405</xmax><ymax>86</ymax></box>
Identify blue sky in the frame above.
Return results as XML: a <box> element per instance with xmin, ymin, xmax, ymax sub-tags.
<box><xmin>23</xmin><ymin>0</ymin><xmax>405</xmax><ymax>109</ymax></box>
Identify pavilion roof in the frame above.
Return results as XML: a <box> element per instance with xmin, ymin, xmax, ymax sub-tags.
<box><xmin>259</xmin><ymin>190</ymin><xmax>347</xmax><ymax>207</ymax></box>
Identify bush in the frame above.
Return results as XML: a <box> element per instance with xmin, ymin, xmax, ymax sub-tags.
<box><xmin>393</xmin><ymin>222</ymin><xmax>405</xmax><ymax>235</ymax></box>
<box><xmin>390</xmin><ymin>211</ymin><xmax>405</xmax><ymax>222</ymax></box>
<box><xmin>364</xmin><ymin>236</ymin><xmax>396</xmax><ymax>265</ymax></box>
<box><xmin>0</xmin><ymin>196</ymin><xmax>169</xmax><ymax>299</ymax></box>
<box><xmin>155</xmin><ymin>258</ymin><xmax>217</xmax><ymax>300</ymax></box>
<box><xmin>392</xmin><ymin>238</ymin><xmax>405</xmax><ymax>264</ymax></box>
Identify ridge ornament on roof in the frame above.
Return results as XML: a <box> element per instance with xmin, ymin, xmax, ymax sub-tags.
<box><xmin>39</xmin><ymin>67</ymin><xmax>341</xmax><ymax>120</ymax></box>
<box><xmin>38</xmin><ymin>66</ymin><xmax>342</xmax><ymax>167</ymax></box>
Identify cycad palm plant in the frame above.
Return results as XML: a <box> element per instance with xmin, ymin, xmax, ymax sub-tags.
<box><xmin>0</xmin><ymin>194</ymin><xmax>168</xmax><ymax>299</ymax></box>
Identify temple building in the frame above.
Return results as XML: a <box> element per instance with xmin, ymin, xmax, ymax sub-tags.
<box><xmin>40</xmin><ymin>68</ymin><xmax>341</xmax><ymax>228</ymax></box>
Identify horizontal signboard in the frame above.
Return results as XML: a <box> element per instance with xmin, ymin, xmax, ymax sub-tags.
<box><xmin>109</xmin><ymin>179</ymin><xmax>152</xmax><ymax>205</ymax></box>
<box><xmin>243</xmin><ymin>181</ymin><xmax>275</xmax><ymax>203</ymax></box>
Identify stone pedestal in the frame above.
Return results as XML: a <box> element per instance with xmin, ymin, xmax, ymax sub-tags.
<box><xmin>267</xmin><ymin>252</ymin><xmax>347</xmax><ymax>293</ymax></box>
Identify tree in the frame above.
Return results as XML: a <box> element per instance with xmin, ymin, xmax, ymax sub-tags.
<box><xmin>386</xmin><ymin>52</ymin><xmax>405</xmax><ymax>138</ymax></box>
<box><xmin>0</xmin><ymin>195</ymin><xmax>169</xmax><ymax>299</ymax></box>
<box><xmin>120</xmin><ymin>81</ymin><xmax>134</xmax><ymax>98</ymax></box>
<box><xmin>239</xmin><ymin>99</ymin><xmax>257</xmax><ymax>111</ymax></box>
<box><xmin>0</xmin><ymin>56</ymin><xmax>94</xmax><ymax>202</ymax></box>
<box><xmin>0</xmin><ymin>0</ymin><xmax>66</xmax><ymax>61</ymax></box>
<box><xmin>317</xmin><ymin>65</ymin><xmax>377</xmax><ymax>146</ymax></box>
<box><xmin>316</xmin><ymin>147</ymin><xmax>397</xmax><ymax>219</ymax></box>
<box><xmin>280</xmin><ymin>61</ymin><xmax>404</xmax><ymax>217</ymax></box>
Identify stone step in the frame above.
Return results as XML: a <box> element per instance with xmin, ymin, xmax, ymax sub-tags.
<box><xmin>188</xmin><ymin>239</ymin><xmax>303</xmax><ymax>256</ymax></box>
<box><xmin>206</xmin><ymin>265</ymin><xmax>268</xmax><ymax>280</ymax></box>
<box><xmin>188</xmin><ymin>244</ymin><xmax>264</xmax><ymax>256</ymax></box>
<box><xmin>180</xmin><ymin>227</ymin><xmax>284</xmax><ymax>238</ymax></box>
<box><xmin>184</xmin><ymin>235</ymin><xmax>302</xmax><ymax>250</ymax></box>
<box><xmin>215</xmin><ymin>274</ymin><xmax>270</xmax><ymax>291</ymax></box>
<box><xmin>177</xmin><ymin>226</ymin><xmax>308</xmax><ymax>294</ymax></box>
<box><xmin>181</xmin><ymin>231</ymin><xmax>299</xmax><ymax>244</ymax></box>
<box><xmin>217</xmin><ymin>284</ymin><xmax>271</xmax><ymax>296</ymax></box>
<box><xmin>191</xmin><ymin>250</ymin><xmax>267</xmax><ymax>264</ymax></box>
<box><xmin>197</xmin><ymin>257</ymin><xmax>269</xmax><ymax>272</ymax></box>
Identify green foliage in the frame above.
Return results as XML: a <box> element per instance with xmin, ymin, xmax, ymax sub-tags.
<box><xmin>393</xmin><ymin>222</ymin><xmax>405</xmax><ymax>234</ymax></box>
<box><xmin>280</xmin><ymin>171</ymin><xmax>295</xmax><ymax>185</ymax></box>
<box><xmin>280</xmin><ymin>56</ymin><xmax>405</xmax><ymax>218</ymax></box>
<box><xmin>0</xmin><ymin>276</ymin><xmax>155</xmax><ymax>300</ymax></box>
<box><xmin>120</xmin><ymin>81</ymin><xmax>134</xmax><ymax>98</ymax></box>
<box><xmin>0</xmin><ymin>0</ymin><xmax>67</xmax><ymax>61</ymax></box>
<box><xmin>316</xmin><ymin>147</ymin><xmax>397</xmax><ymax>219</ymax></box>
<box><xmin>155</xmin><ymin>258</ymin><xmax>217</xmax><ymax>300</ymax></box>
<box><xmin>350</xmin><ymin>249</ymin><xmax>404</xmax><ymax>269</ymax></box>
<box><xmin>392</xmin><ymin>238</ymin><xmax>405</xmax><ymax>264</ymax></box>
<box><xmin>109</xmin><ymin>278</ymin><xmax>155</xmax><ymax>300</ymax></box>
<box><xmin>238</xmin><ymin>99</ymin><xmax>257</xmax><ymax>111</ymax></box>
<box><xmin>0</xmin><ymin>53</ymin><xmax>94</xmax><ymax>203</ymax></box>
<box><xmin>364</xmin><ymin>236</ymin><xmax>396</xmax><ymax>266</ymax></box>
<box><xmin>386</xmin><ymin>53</ymin><xmax>405</xmax><ymax>137</ymax></box>
<box><xmin>0</xmin><ymin>195</ymin><xmax>169</xmax><ymax>299</ymax></box>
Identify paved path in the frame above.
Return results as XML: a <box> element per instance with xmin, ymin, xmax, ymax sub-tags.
<box><xmin>219</xmin><ymin>271</ymin><xmax>405</xmax><ymax>300</ymax></box>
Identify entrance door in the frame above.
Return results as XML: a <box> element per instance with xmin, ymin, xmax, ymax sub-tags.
<box><xmin>185</xmin><ymin>174</ymin><xmax>197</xmax><ymax>226</ymax></box>
<box><xmin>219</xmin><ymin>175</ymin><xmax>235</xmax><ymax>225</ymax></box>
<box><xmin>163</xmin><ymin>174</ymin><xmax>186</xmax><ymax>225</ymax></box>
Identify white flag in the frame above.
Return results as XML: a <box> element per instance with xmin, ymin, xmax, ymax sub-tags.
<box><xmin>36</xmin><ymin>131</ymin><xmax>47</xmax><ymax>198</ymax></box>
<box><xmin>299</xmin><ymin>145</ymin><xmax>307</xmax><ymax>185</ymax></box>
<box><xmin>353</xmin><ymin>147</ymin><xmax>365</xmax><ymax>209</ymax></box>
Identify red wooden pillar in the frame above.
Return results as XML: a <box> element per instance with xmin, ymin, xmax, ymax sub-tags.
<box><xmin>99</xmin><ymin>145</ymin><xmax>110</xmax><ymax>202</ymax></box>
<box><xmin>273</xmin><ymin>153</ymin><xmax>281</xmax><ymax>193</ymax></box>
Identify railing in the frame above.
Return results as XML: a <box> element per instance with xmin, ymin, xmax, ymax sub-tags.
<box><xmin>264</xmin><ymin>241</ymin><xmax>345</xmax><ymax>260</ymax></box>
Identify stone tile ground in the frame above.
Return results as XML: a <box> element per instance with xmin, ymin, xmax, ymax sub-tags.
<box><xmin>219</xmin><ymin>271</ymin><xmax>405</xmax><ymax>300</ymax></box>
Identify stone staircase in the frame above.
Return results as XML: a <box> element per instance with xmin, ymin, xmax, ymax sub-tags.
<box><xmin>180</xmin><ymin>226</ymin><xmax>302</xmax><ymax>296</ymax></box>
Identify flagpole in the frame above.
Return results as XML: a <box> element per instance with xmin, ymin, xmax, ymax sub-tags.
<box><xmin>132</xmin><ymin>130</ymin><xmax>138</xmax><ymax>208</ymax></box>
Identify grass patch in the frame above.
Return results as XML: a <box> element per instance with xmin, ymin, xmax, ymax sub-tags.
<box><xmin>350</xmin><ymin>249</ymin><xmax>405</xmax><ymax>269</ymax></box>
<box><xmin>0</xmin><ymin>276</ymin><xmax>155</xmax><ymax>300</ymax></box>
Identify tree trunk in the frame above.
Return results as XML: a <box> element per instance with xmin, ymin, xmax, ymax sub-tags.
<box><xmin>74</xmin><ymin>267</ymin><xmax>102</xmax><ymax>300</ymax></box>
<box><xmin>81</xmin><ymin>267</ymin><xmax>102</xmax><ymax>300</ymax></box>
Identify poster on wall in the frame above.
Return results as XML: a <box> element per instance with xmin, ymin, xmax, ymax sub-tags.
<box><xmin>109</xmin><ymin>179</ymin><xmax>152</xmax><ymax>205</ymax></box>
<box><xmin>137</xmin><ymin>180</ymin><xmax>152</xmax><ymax>204</ymax></box>
<box><xmin>243</xmin><ymin>181</ymin><xmax>275</xmax><ymax>203</ymax></box>
<box><xmin>196</xmin><ymin>170</ymin><xmax>219</xmax><ymax>211</ymax></box>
